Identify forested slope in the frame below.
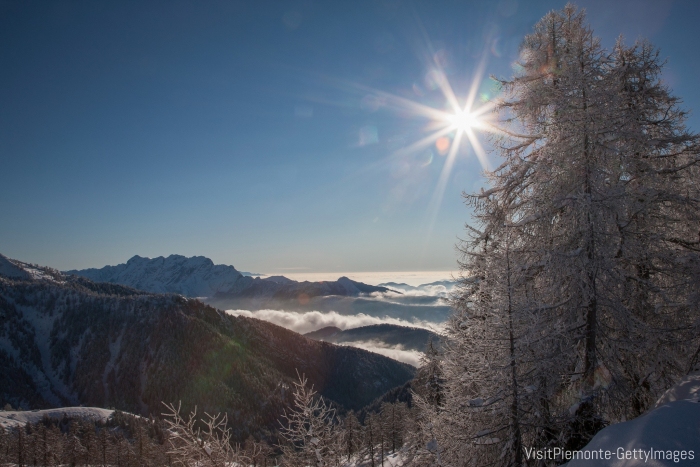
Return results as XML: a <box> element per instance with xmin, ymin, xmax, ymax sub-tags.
<box><xmin>0</xmin><ymin>254</ymin><xmax>414</xmax><ymax>439</ymax></box>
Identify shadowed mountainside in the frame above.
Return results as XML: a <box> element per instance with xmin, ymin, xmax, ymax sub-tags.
<box><xmin>0</xmin><ymin>254</ymin><xmax>415</xmax><ymax>438</ymax></box>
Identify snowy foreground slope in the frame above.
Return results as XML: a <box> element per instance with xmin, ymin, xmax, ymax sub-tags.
<box><xmin>564</xmin><ymin>373</ymin><xmax>700</xmax><ymax>466</ymax></box>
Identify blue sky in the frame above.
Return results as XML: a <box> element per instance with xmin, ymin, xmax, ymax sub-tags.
<box><xmin>1</xmin><ymin>0</ymin><xmax>698</xmax><ymax>273</ymax></box>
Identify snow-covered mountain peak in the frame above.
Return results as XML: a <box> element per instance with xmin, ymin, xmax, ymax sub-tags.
<box><xmin>67</xmin><ymin>255</ymin><xmax>394</xmax><ymax>300</ymax></box>
<box><xmin>126</xmin><ymin>254</ymin><xmax>146</xmax><ymax>264</ymax></box>
<box><xmin>336</xmin><ymin>276</ymin><xmax>359</xmax><ymax>293</ymax></box>
<box><xmin>66</xmin><ymin>254</ymin><xmax>245</xmax><ymax>297</ymax></box>
<box><xmin>126</xmin><ymin>254</ymin><xmax>214</xmax><ymax>267</ymax></box>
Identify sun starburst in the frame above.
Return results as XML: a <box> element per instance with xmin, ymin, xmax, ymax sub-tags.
<box><xmin>367</xmin><ymin>58</ymin><xmax>497</xmax><ymax>241</ymax></box>
<box><xmin>309</xmin><ymin>52</ymin><xmax>499</xmax><ymax>246</ymax></box>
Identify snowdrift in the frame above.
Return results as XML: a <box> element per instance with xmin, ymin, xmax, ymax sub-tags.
<box><xmin>566</xmin><ymin>373</ymin><xmax>700</xmax><ymax>466</ymax></box>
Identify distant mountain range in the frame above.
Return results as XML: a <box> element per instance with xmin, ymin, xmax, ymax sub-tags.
<box><xmin>0</xmin><ymin>253</ymin><xmax>414</xmax><ymax>438</ymax></box>
<box><xmin>66</xmin><ymin>254</ymin><xmax>394</xmax><ymax>299</ymax></box>
<box><xmin>304</xmin><ymin>324</ymin><xmax>442</xmax><ymax>352</ymax></box>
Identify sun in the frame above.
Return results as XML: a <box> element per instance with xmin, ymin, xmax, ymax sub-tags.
<box><xmin>327</xmin><ymin>55</ymin><xmax>499</xmax><ymax>240</ymax></box>
<box><xmin>356</xmin><ymin>61</ymin><xmax>499</xmax><ymax>239</ymax></box>
<box><xmin>446</xmin><ymin>109</ymin><xmax>479</xmax><ymax>133</ymax></box>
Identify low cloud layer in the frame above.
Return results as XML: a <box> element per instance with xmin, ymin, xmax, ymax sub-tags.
<box><xmin>377</xmin><ymin>282</ymin><xmax>458</xmax><ymax>298</ymax></box>
<box><xmin>224</xmin><ymin>285</ymin><xmax>450</xmax><ymax>367</ymax></box>
<box><xmin>225</xmin><ymin>308</ymin><xmax>441</xmax><ymax>334</ymax></box>
<box><xmin>339</xmin><ymin>340</ymin><xmax>424</xmax><ymax>367</ymax></box>
<box><xmin>370</xmin><ymin>289</ymin><xmax>450</xmax><ymax>303</ymax></box>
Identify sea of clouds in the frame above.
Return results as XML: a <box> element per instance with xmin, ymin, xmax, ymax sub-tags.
<box><xmin>224</xmin><ymin>277</ymin><xmax>455</xmax><ymax>366</ymax></box>
<box><xmin>342</xmin><ymin>340</ymin><xmax>425</xmax><ymax>367</ymax></box>
<box><xmin>225</xmin><ymin>309</ymin><xmax>441</xmax><ymax>335</ymax></box>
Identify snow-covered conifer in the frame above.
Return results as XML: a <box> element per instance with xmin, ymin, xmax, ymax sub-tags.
<box><xmin>438</xmin><ymin>3</ymin><xmax>700</xmax><ymax>463</ymax></box>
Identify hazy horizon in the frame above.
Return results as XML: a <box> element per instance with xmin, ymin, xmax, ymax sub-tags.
<box><xmin>4</xmin><ymin>249</ymin><xmax>458</xmax><ymax>287</ymax></box>
<box><xmin>270</xmin><ymin>269</ymin><xmax>457</xmax><ymax>287</ymax></box>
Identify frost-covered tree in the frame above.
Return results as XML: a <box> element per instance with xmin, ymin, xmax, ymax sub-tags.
<box><xmin>111</xmin><ymin>433</ymin><xmax>130</xmax><ymax>467</ymax></box>
<box><xmin>342</xmin><ymin>411</ymin><xmax>362</xmax><ymax>462</ymax></box>
<box><xmin>362</xmin><ymin>412</ymin><xmax>379</xmax><ymax>467</ymax></box>
<box><xmin>602</xmin><ymin>36</ymin><xmax>700</xmax><ymax>418</ymax></box>
<box><xmin>437</xmin><ymin>3</ymin><xmax>700</xmax><ymax>464</ymax></box>
<box><xmin>278</xmin><ymin>373</ymin><xmax>342</xmax><ymax>467</ymax></box>
<box><xmin>244</xmin><ymin>436</ymin><xmax>274</xmax><ymax>467</ymax></box>
<box><xmin>64</xmin><ymin>421</ymin><xmax>85</xmax><ymax>467</ymax></box>
<box><xmin>434</xmin><ymin>218</ymin><xmax>565</xmax><ymax>465</ymax></box>
<box><xmin>162</xmin><ymin>401</ymin><xmax>248</xmax><ymax>467</ymax></box>
<box><xmin>0</xmin><ymin>426</ymin><xmax>7</xmax><ymax>465</ymax></box>
<box><xmin>81</xmin><ymin>419</ymin><xmax>97</xmax><ymax>466</ymax></box>
<box><xmin>35</xmin><ymin>423</ymin><xmax>61</xmax><ymax>466</ymax></box>
<box><xmin>379</xmin><ymin>401</ymin><xmax>406</xmax><ymax>454</ymax></box>
<box><xmin>414</xmin><ymin>338</ymin><xmax>444</xmax><ymax>410</ymax></box>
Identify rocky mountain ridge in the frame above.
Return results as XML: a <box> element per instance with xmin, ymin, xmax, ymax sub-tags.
<box><xmin>66</xmin><ymin>254</ymin><xmax>394</xmax><ymax>299</ymax></box>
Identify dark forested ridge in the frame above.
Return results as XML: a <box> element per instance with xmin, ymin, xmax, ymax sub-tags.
<box><xmin>0</xmin><ymin>254</ymin><xmax>414</xmax><ymax>439</ymax></box>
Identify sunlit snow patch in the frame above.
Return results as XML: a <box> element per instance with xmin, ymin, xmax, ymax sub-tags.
<box><xmin>0</xmin><ymin>407</ymin><xmax>115</xmax><ymax>429</ymax></box>
<box><xmin>564</xmin><ymin>372</ymin><xmax>700</xmax><ymax>466</ymax></box>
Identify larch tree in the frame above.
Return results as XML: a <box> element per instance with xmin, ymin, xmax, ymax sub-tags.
<box><xmin>244</xmin><ymin>436</ymin><xmax>274</xmax><ymax>467</ymax></box>
<box><xmin>65</xmin><ymin>421</ymin><xmax>84</xmax><ymax>467</ymax></box>
<box><xmin>436</xmin><ymin>211</ymin><xmax>565</xmax><ymax>466</ymax></box>
<box><xmin>0</xmin><ymin>426</ymin><xmax>7</xmax><ymax>465</ymax></box>
<box><xmin>437</xmin><ymin>3</ymin><xmax>700</xmax><ymax>465</ymax></box>
<box><xmin>602</xmin><ymin>36</ymin><xmax>700</xmax><ymax>419</ymax></box>
<box><xmin>379</xmin><ymin>401</ymin><xmax>407</xmax><ymax>454</ymax></box>
<box><xmin>161</xmin><ymin>401</ymin><xmax>249</xmax><ymax>467</ymax></box>
<box><xmin>362</xmin><ymin>411</ymin><xmax>379</xmax><ymax>467</ymax></box>
<box><xmin>342</xmin><ymin>411</ymin><xmax>362</xmax><ymax>463</ymax></box>
<box><xmin>278</xmin><ymin>372</ymin><xmax>343</xmax><ymax>467</ymax></box>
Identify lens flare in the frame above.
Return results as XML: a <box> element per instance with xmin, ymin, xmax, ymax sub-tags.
<box><xmin>435</xmin><ymin>136</ymin><xmax>450</xmax><ymax>154</ymax></box>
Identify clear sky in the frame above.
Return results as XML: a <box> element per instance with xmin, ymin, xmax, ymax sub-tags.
<box><xmin>1</xmin><ymin>0</ymin><xmax>698</xmax><ymax>273</ymax></box>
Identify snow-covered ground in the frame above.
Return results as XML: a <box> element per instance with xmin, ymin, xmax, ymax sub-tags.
<box><xmin>563</xmin><ymin>373</ymin><xmax>700</xmax><ymax>466</ymax></box>
<box><xmin>0</xmin><ymin>407</ymin><xmax>114</xmax><ymax>429</ymax></box>
<box><xmin>654</xmin><ymin>372</ymin><xmax>700</xmax><ymax>408</ymax></box>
